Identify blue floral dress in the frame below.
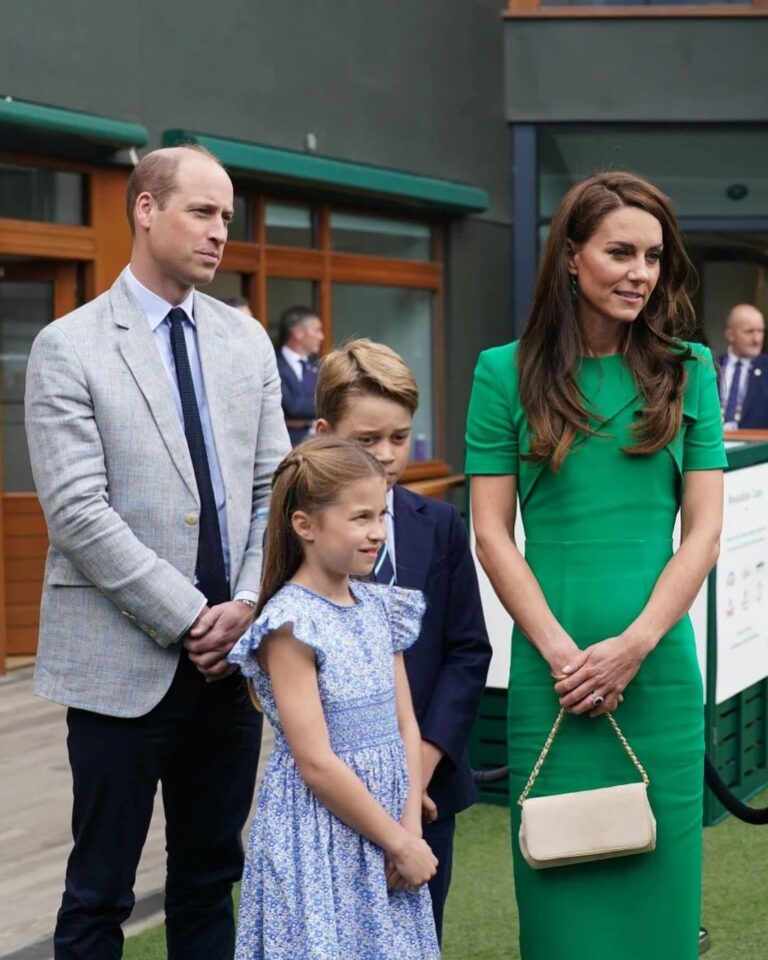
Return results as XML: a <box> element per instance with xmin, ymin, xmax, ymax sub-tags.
<box><xmin>228</xmin><ymin>580</ymin><xmax>440</xmax><ymax>960</ymax></box>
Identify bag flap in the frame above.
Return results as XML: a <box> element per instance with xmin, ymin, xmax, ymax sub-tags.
<box><xmin>520</xmin><ymin>783</ymin><xmax>655</xmax><ymax>862</ymax></box>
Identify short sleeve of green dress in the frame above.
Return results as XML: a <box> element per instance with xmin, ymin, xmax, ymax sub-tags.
<box><xmin>464</xmin><ymin>339</ymin><xmax>726</xmax><ymax>960</ymax></box>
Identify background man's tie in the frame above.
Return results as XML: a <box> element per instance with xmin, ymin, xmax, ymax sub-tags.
<box><xmin>724</xmin><ymin>359</ymin><xmax>744</xmax><ymax>424</ymax></box>
<box><xmin>373</xmin><ymin>542</ymin><xmax>396</xmax><ymax>586</ymax></box>
<box><xmin>168</xmin><ymin>307</ymin><xmax>229</xmax><ymax>605</ymax></box>
<box><xmin>299</xmin><ymin>357</ymin><xmax>317</xmax><ymax>404</ymax></box>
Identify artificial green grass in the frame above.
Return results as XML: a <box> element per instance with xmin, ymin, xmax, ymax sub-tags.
<box><xmin>125</xmin><ymin>792</ymin><xmax>768</xmax><ymax>959</ymax></box>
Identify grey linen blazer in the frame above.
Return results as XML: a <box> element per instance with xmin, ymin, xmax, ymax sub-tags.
<box><xmin>25</xmin><ymin>269</ymin><xmax>290</xmax><ymax>717</ymax></box>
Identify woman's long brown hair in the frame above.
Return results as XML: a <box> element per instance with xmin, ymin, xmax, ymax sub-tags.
<box><xmin>257</xmin><ymin>436</ymin><xmax>385</xmax><ymax>616</ymax></box>
<box><xmin>518</xmin><ymin>171</ymin><xmax>696</xmax><ymax>470</ymax></box>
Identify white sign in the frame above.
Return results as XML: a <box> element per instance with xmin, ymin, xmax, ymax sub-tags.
<box><xmin>715</xmin><ymin>463</ymin><xmax>768</xmax><ymax>704</ymax></box>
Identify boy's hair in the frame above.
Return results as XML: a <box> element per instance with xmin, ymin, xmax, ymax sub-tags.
<box><xmin>316</xmin><ymin>339</ymin><xmax>419</xmax><ymax>425</ymax></box>
<box><xmin>258</xmin><ymin>436</ymin><xmax>385</xmax><ymax>616</ymax></box>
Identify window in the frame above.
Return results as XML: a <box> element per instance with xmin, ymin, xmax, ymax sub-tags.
<box><xmin>332</xmin><ymin>285</ymin><xmax>434</xmax><ymax>459</ymax></box>
<box><xmin>0</xmin><ymin>162</ymin><xmax>85</xmax><ymax>225</ymax></box>
<box><xmin>214</xmin><ymin>193</ymin><xmax>443</xmax><ymax>467</ymax></box>
<box><xmin>539</xmin><ymin>127</ymin><xmax>768</xmax><ymax>219</ymax></box>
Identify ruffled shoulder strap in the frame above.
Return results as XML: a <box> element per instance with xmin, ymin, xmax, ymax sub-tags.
<box><xmin>227</xmin><ymin>586</ymin><xmax>325</xmax><ymax>678</ymax></box>
<box><xmin>357</xmin><ymin>583</ymin><xmax>426</xmax><ymax>653</ymax></box>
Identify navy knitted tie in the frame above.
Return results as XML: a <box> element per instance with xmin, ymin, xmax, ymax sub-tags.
<box><xmin>168</xmin><ymin>308</ymin><xmax>229</xmax><ymax>605</ymax></box>
<box><xmin>723</xmin><ymin>360</ymin><xmax>743</xmax><ymax>424</ymax></box>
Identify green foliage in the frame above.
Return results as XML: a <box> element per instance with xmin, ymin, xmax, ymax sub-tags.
<box><xmin>125</xmin><ymin>793</ymin><xmax>768</xmax><ymax>960</ymax></box>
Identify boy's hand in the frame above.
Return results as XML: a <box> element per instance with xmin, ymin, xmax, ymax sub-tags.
<box><xmin>422</xmin><ymin>791</ymin><xmax>438</xmax><ymax>824</ymax></box>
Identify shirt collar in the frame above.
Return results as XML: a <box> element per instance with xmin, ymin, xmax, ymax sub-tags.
<box><xmin>281</xmin><ymin>345</ymin><xmax>306</xmax><ymax>365</ymax></box>
<box><xmin>386</xmin><ymin>487</ymin><xmax>394</xmax><ymax>516</ymax></box>
<box><xmin>727</xmin><ymin>346</ymin><xmax>751</xmax><ymax>369</ymax></box>
<box><xmin>126</xmin><ymin>267</ymin><xmax>196</xmax><ymax>331</ymax></box>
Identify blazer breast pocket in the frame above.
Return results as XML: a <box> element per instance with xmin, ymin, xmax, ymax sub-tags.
<box><xmin>225</xmin><ymin>377</ymin><xmax>263</xmax><ymax>411</ymax></box>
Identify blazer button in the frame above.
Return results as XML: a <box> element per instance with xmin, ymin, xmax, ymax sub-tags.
<box><xmin>184</xmin><ymin>512</ymin><xmax>199</xmax><ymax>526</ymax></box>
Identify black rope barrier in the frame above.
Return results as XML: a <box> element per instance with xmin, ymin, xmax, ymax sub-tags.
<box><xmin>472</xmin><ymin>766</ymin><xmax>508</xmax><ymax>784</ymax></box>
<box><xmin>471</xmin><ymin>759</ymin><xmax>768</xmax><ymax>824</ymax></box>
<box><xmin>704</xmin><ymin>756</ymin><xmax>768</xmax><ymax>825</ymax></box>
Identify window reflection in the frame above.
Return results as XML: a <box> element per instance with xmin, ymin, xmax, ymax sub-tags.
<box><xmin>332</xmin><ymin>284</ymin><xmax>433</xmax><ymax>459</ymax></box>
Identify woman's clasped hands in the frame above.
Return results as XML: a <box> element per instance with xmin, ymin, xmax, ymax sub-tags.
<box><xmin>551</xmin><ymin>632</ymin><xmax>652</xmax><ymax>717</ymax></box>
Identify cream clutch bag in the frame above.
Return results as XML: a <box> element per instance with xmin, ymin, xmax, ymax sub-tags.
<box><xmin>518</xmin><ymin>709</ymin><xmax>657</xmax><ymax>870</ymax></box>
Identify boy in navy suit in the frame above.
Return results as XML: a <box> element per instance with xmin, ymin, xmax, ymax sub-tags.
<box><xmin>315</xmin><ymin>339</ymin><xmax>491</xmax><ymax>942</ymax></box>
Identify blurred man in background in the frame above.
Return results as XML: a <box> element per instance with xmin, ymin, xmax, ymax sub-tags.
<box><xmin>275</xmin><ymin>305</ymin><xmax>324</xmax><ymax>445</ymax></box>
<box><xmin>719</xmin><ymin>303</ymin><xmax>768</xmax><ymax>430</ymax></box>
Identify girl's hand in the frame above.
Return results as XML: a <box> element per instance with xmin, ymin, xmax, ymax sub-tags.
<box><xmin>554</xmin><ymin>634</ymin><xmax>648</xmax><ymax>716</ymax></box>
<box><xmin>388</xmin><ymin>833</ymin><xmax>438</xmax><ymax>890</ymax></box>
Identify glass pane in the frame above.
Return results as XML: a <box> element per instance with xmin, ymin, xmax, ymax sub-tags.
<box><xmin>331</xmin><ymin>212</ymin><xmax>432</xmax><ymax>261</ymax></box>
<box><xmin>332</xmin><ymin>284</ymin><xmax>433</xmax><ymax>460</ymax></box>
<box><xmin>539</xmin><ymin>128</ymin><xmax>768</xmax><ymax>219</ymax></box>
<box><xmin>0</xmin><ymin>282</ymin><xmax>52</xmax><ymax>491</ymax></box>
<box><xmin>204</xmin><ymin>271</ymin><xmax>250</xmax><ymax>311</ymax></box>
<box><xmin>266</xmin><ymin>202</ymin><xmax>316</xmax><ymax>247</ymax></box>
<box><xmin>0</xmin><ymin>163</ymin><xmax>85</xmax><ymax>225</ymax></box>
<box><xmin>267</xmin><ymin>278</ymin><xmax>317</xmax><ymax>348</ymax></box>
<box><xmin>227</xmin><ymin>194</ymin><xmax>251</xmax><ymax>242</ymax></box>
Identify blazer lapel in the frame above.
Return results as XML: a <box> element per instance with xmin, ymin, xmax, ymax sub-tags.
<box><xmin>392</xmin><ymin>485</ymin><xmax>434</xmax><ymax>590</ymax></box>
<box><xmin>193</xmin><ymin>293</ymin><xmax>239</xmax><ymax>505</ymax></box>
<box><xmin>113</xmin><ymin>272</ymin><xmax>198</xmax><ymax>500</ymax></box>
<box><xmin>740</xmin><ymin>360</ymin><xmax>766</xmax><ymax>422</ymax></box>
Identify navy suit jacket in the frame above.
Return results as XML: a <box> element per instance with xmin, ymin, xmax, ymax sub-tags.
<box><xmin>276</xmin><ymin>351</ymin><xmax>317</xmax><ymax>445</ymax></box>
<box><xmin>718</xmin><ymin>353</ymin><xmax>768</xmax><ymax>429</ymax></box>
<box><xmin>392</xmin><ymin>484</ymin><xmax>491</xmax><ymax>820</ymax></box>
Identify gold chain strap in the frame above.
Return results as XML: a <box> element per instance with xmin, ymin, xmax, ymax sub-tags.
<box><xmin>517</xmin><ymin>708</ymin><xmax>650</xmax><ymax>807</ymax></box>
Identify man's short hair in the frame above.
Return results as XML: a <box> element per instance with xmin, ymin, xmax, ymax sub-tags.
<box><xmin>219</xmin><ymin>295</ymin><xmax>250</xmax><ymax>310</ymax></box>
<box><xmin>277</xmin><ymin>305</ymin><xmax>319</xmax><ymax>349</ymax></box>
<box><xmin>125</xmin><ymin>144</ymin><xmax>223</xmax><ymax>234</ymax></box>
<box><xmin>316</xmin><ymin>338</ymin><xmax>419</xmax><ymax>425</ymax></box>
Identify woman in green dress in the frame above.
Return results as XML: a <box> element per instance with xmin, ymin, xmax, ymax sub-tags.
<box><xmin>466</xmin><ymin>172</ymin><xmax>726</xmax><ymax>960</ymax></box>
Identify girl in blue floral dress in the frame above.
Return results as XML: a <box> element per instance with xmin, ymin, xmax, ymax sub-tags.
<box><xmin>228</xmin><ymin>436</ymin><xmax>440</xmax><ymax>960</ymax></box>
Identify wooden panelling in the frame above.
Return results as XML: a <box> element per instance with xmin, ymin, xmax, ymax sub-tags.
<box><xmin>88</xmin><ymin>165</ymin><xmax>132</xmax><ymax>296</ymax></box>
<box><xmin>264</xmin><ymin>246</ymin><xmax>324</xmax><ymax>279</ymax></box>
<box><xmin>328</xmin><ymin>253</ymin><xmax>441</xmax><ymax>289</ymax></box>
<box><xmin>0</xmin><ymin>219</ymin><xmax>95</xmax><ymax>261</ymax></box>
<box><xmin>3</xmin><ymin>496</ymin><xmax>46</xmax><ymax>656</ymax></box>
<box><xmin>220</xmin><ymin>241</ymin><xmax>260</xmax><ymax>275</ymax></box>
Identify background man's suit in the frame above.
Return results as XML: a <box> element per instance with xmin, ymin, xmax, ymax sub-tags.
<box><xmin>391</xmin><ymin>484</ymin><xmax>491</xmax><ymax>938</ymax></box>
<box><xmin>718</xmin><ymin>352</ymin><xmax>768</xmax><ymax>429</ymax></box>
<box><xmin>276</xmin><ymin>350</ymin><xmax>317</xmax><ymax>445</ymax></box>
<box><xmin>25</xmin><ymin>269</ymin><xmax>289</xmax><ymax>958</ymax></box>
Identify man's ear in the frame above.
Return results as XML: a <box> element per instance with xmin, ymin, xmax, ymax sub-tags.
<box><xmin>314</xmin><ymin>419</ymin><xmax>332</xmax><ymax>436</ymax></box>
<box><xmin>291</xmin><ymin>510</ymin><xmax>314</xmax><ymax>543</ymax></box>
<box><xmin>134</xmin><ymin>191</ymin><xmax>156</xmax><ymax>231</ymax></box>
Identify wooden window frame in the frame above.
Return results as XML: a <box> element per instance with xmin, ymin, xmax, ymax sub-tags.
<box><xmin>219</xmin><ymin>189</ymin><xmax>448</xmax><ymax>480</ymax></box>
<box><xmin>505</xmin><ymin>0</ymin><xmax>768</xmax><ymax>17</ymax></box>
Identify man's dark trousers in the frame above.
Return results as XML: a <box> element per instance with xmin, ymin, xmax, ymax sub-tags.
<box><xmin>54</xmin><ymin>651</ymin><xmax>262</xmax><ymax>960</ymax></box>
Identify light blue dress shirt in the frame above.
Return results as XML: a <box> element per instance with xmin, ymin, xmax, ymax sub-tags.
<box><xmin>125</xmin><ymin>269</ymin><xmax>255</xmax><ymax>602</ymax></box>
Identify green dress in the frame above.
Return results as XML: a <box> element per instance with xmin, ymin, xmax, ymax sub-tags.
<box><xmin>465</xmin><ymin>341</ymin><xmax>727</xmax><ymax>960</ymax></box>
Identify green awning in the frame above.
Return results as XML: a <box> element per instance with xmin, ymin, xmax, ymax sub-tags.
<box><xmin>0</xmin><ymin>96</ymin><xmax>148</xmax><ymax>157</ymax></box>
<box><xmin>163</xmin><ymin>129</ymin><xmax>488</xmax><ymax>214</ymax></box>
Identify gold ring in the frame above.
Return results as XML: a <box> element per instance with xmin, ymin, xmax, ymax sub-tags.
<box><xmin>551</xmin><ymin>672</ymin><xmax>567</xmax><ymax>681</ymax></box>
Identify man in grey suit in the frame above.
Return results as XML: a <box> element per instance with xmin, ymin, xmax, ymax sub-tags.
<box><xmin>25</xmin><ymin>145</ymin><xmax>290</xmax><ymax>959</ymax></box>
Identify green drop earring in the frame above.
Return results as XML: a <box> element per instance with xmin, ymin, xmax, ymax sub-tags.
<box><xmin>569</xmin><ymin>274</ymin><xmax>579</xmax><ymax>302</ymax></box>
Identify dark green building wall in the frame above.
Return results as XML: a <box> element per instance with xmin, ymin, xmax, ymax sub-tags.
<box><xmin>0</xmin><ymin>0</ymin><xmax>512</xmax><ymax>471</ymax></box>
<box><xmin>503</xmin><ymin>18</ymin><xmax>768</xmax><ymax>122</ymax></box>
